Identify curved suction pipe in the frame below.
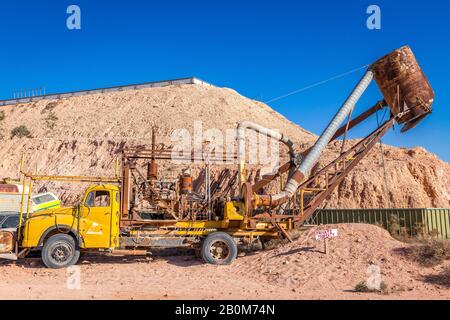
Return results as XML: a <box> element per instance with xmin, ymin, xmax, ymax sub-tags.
<box><xmin>237</xmin><ymin>121</ymin><xmax>295</xmax><ymax>186</ymax></box>
<box><xmin>260</xmin><ymin>69</ymin><xmax>374</xmax><ymax>207</ymax></box>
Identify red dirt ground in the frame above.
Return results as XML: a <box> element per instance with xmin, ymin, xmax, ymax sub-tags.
<box><xmin>0</xmin><ymin>224</ymin><xmax>448</xmax><ymax>300</ymax></box>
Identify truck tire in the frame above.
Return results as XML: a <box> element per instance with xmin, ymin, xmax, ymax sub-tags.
<box><xmin>201</xmin><ymin>232</ymin><xmax>237</xmax><ymax>265</ymax></box>
<box><xmin>41</xmin><ymin>234</ymin><xmax>80</xmax><ymax>269</ymax></box>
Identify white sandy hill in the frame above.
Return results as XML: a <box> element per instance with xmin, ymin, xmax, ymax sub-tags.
<box><xmin>0</xmin><ymin>84</ymin><xmax>448</xmax><ymax>208</ymax></box>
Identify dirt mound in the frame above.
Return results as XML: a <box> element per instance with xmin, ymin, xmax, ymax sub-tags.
<box><xmin>0</xmin><ymin>83</ymin><xmax>449</xmax><ymax>208</ymax></box>
<box><xmin>235</xmin><ymin>224</ymin><xmax>448</xmax><ymax>294</ymax></box>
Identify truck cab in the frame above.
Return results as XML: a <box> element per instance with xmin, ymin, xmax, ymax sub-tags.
<box><xmin>20</xmin><ymin>184</ymin><xmax>120</xmax><ymax>268</ymax></box>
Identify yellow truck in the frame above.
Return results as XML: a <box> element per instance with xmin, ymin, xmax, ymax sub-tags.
<box><xmin>0</xmin><ymin>46</ymin><xmax>435</xmax><ymax>269</ymax></box>
<box><xmin>21</xmin><ymin>184</ymin><xmax>121</xmax><ymax>268</ymax></box>
<box><xmin>3</xmin><ymin>181</ymin><xmax>286</xmax><ymax>268</ymax></box>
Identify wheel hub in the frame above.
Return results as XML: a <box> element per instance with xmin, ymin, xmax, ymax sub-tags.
<box><xmin>210</xmin><ymin>240</ymin><xmax>230</xmax><ymax>260</ymax></box>
<box><xmin>51</xmin><ymin>243</ymin><xmax>72</xmax><ymax>263</ymax></box>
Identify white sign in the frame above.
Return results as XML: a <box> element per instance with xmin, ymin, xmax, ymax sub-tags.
<box><xmin>315</xmin><ymin>229</ymin><xmax>338</xmax><ymax>241</ymax></box>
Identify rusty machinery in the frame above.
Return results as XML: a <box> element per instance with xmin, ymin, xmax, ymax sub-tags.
<box><xmin>115</xmin><ymin>46</ymin><xmax>434</xmax><ymax>241</ymax></box>
<box><xmin>249</xmin><ymin>45</ymin><xmax>434</xmax><ymax>232</ymax></box>
<box><xmin>119</xmin><ymin>128</ymin><xmax>240</xmax><ymax>227</ymax></box>
<box><xmin>0</xmin><ymin>45</ymin><xmax>436</xmax><ymax>270</ymax></box>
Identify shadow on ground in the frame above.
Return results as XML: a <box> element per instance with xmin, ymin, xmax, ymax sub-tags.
<box><xmin>0</xmin><ymin>247</ymin><xmax>201</xmax><ymax>269</ymax></box>
<box><xmin>422</xmin><ymin>267</ymin><xmax>450</xmax><ymax>288</ymax></box>
<box><xmin>274</xmin><ymin>247</ymin><xmax>321</xmax><ymax>257</ymax></box>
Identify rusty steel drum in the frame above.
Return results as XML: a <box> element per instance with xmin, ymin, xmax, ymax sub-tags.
<box><xmin>371</xmin><ymin>46</ymin><xmax>435</xmax><ymax>131</ymax></box>
<box><xmin>181</xmin><ymin>175</ymin><xmax>193</xmax><ymax>194</ymax></box>
<box><xmin>147</xmin><ymin>161</ymin><xmax>158</xmax><ymax>180</ymax></box>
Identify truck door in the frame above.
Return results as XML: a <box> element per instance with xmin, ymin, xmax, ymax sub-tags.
<box><xmin>80</xmin><ymin>190</ymin><xmax>113</xmax><ymax>248</ymax></box>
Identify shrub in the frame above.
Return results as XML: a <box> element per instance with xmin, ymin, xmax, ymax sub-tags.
<box><xmin>387</xmin><ymin>215</ymin><xmax>401</xmax><ymax>236</ymax></box>
<box><xmin>413</xmin><ymin>222</ymin><xmax>426</xmax><ymax>237</ymax></box>
<box><xmin>41</xmin><ymin>101</ymin><xmax>58</xmax><ymax>114</ymax></box>
<box><xmin>0</xmin><ymin>110</ymin><xmax>5</xmax><ymax>121</ymax></box>
<box><xmin>11</xmin><ymin>125</ymin><xmax>31</xmax><ymax>138</ymax></box>
<box><xmin>355</xmin><ymin>281</ymin><xmax>388</xmax><ymax>294</ymax></box>
<box><xmin>354</xmin><ymin>281</ymin><xmax>369</xmax><ymax>292</ymax></box>
<box><xmin>45</xmin><ymin>112</ymin><xmax>58</xmax><ymax>129</ymax></box>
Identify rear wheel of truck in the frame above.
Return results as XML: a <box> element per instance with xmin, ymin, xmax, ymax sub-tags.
<box><xmin>41</xmin><ymin>234</ymin><xmax>80</xmax><ymax>269</ymax></box>
<box><xmin>201</xmin><ymin>232</ymin><xmax>237</xmax><ymax>265</ymax></box>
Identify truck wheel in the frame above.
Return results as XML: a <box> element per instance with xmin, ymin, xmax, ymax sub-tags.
<box><xmin>201</xmin><ymin>232</ymin><xmax>237</xmax><ymax>265</ymax></box>
<box><xmin>42</xmin><ymin>234</ymin><xmax>80</xmax><ymax>269</ymax></box>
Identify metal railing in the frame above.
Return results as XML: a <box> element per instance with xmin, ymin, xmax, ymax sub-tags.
<box><xmin>0</xmin><ymin>77</ymin><xmax>214</xmax><ymax>107</ymax></box>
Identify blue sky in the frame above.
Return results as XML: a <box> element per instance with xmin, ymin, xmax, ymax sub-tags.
<box><xmin>0</xmin><ymin>0</ymin><xmax>449</xmax><ymax>161</ymax></box>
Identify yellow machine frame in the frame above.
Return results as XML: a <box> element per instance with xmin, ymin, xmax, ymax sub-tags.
<box><xmin>15</xmin><ymin>169</ymin><xmax>287</xmax><ymax>254</ymax></box>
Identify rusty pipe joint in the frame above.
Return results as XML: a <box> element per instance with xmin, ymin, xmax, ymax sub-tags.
<box><xmin>253</xmin><ymin>172</ymin><xmax>305</xmax><ymax>208</ymax></box>
<box><xmin>253</xmin><ymin>194</ymin><xmax>288</xmax><ymax>209</ymax></box>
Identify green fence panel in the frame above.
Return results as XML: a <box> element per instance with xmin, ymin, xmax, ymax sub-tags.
<box><xmin>306</xmin><ymin>208</ymin><xmax>450</xmax><ymax>239</ymax></box>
